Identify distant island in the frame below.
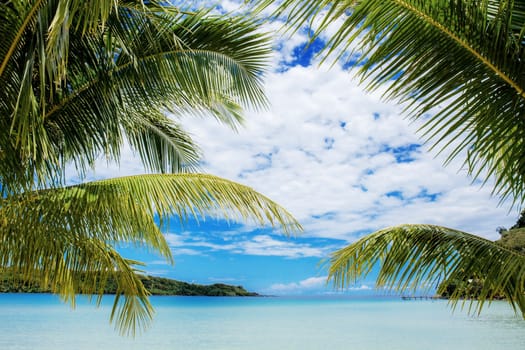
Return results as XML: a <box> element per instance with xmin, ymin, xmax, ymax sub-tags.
<box><xmin>140</xmin><ymin>276</ymin><xmax>259</xmax><ymax>296</ymax></box>
<box><xmin>0</xmin><ymin>272</ymin><xmax>259</xmax><ymax>297</ymax></box>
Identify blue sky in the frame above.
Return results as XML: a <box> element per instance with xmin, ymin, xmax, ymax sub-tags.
<box><xmin>71</xmin><ymin>1</ymin><xmax>518</xmax><ymax>295</ymax></box>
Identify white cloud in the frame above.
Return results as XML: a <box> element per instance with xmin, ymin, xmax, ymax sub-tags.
<box><xmin>346</xmin><ymin>284</ymin><xmax>371</xmax><ymax>291</ymax></box>
<box><xmin>239</xmin><ymin>235</ymin><xmax>327</xmax><ymax>258</ymax></box>
<box><xmin>181</xmin><ymin>59</ymin><xmax>515</xmax><ymax>242</ymax></box>
<box><xmin>265</xmin><ymin>276</ymin><xmax>374</xmax><ymax>295</ymax></box>
<box><xmin>267</xmin><ymin>277</ymin><xmax>372</xmax><ymax>295</ymax></box>
<box><xmin>163</xmin><ymin>231</ymin><xmax>334</xmax><ymax>258</ymax></box>
<box><xmin>267</xmin><ymin>276</ymin><xmax>328</xmax><ymax>294</ymax></box>
<box><xmin>71</xmin><ymin>16</ymin><xmax>517</xmax><ymax>248</ymax></box>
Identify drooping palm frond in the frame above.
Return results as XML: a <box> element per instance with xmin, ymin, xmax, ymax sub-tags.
<box><xmin>123</xmin><ymin>110</ymin><xmax>202</xmax><ymax>174</ymax></box>
<box><xmin>0</xmin><ymin>173</ymin><xmax>302</xmax><ymax>334</ymax></box>
<box><xmin>0</xmin><ymin>1</ymin><xmax>271</xmax><ymax>191</ymax></box>
<box><xmin>329</xmin><ymin>224</ymin><xmax>525</xmax><ymax>317</ymax></box>
<box><xmin>258</xmin><ymin>0</ymin><xmax>525</xmax><ymax>206</ymax></box>
<box><xmin>53</xmin><ymin>173</ymin><xmax>302</xmax><ymax>235</ymax></box>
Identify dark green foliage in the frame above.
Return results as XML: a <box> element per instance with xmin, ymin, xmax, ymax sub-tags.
<box><xmin>438</xmin><ymin>276</ymin><xmax>506</xmax><ymax>300</ymax></box>
<box><xmin>510</xmin><ymin>210</ymin><xmax>525</xmax><ymax>230</ymax></box>
<box><xmin>438</xmin><ymin>215</ymin><xmax>525</xmax><ymax>299</ymax></box>
<box><xmin>439</xmin><ymin>278</ymin><xmax>485</xmax><ymax>299</ymax></box>
<box><xmin>0</xmin><ymin>270</ymin><xmax>50</xmax><ymax>293</ymax></box>
<box><xmin>497</xmin><ymin>228</ymin><xmax>525</xmax><ymax>256</ymax></box>
<box><xmin>0</xmin><ymin>271</ymin><xmax>258</xmax><ymax>296</ymax></box>
<box><xmin>141</xmin><ymin>279</ymin><xmax>258</xmax><ymax>296</ymax></box>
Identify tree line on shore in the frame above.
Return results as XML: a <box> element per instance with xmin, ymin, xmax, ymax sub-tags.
<box><xmin>0</xmin><ymin>270</ymin><xmax>258</xmax><ymax>297</ymax></box>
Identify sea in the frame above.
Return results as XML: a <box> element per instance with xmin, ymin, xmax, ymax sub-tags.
<box><xmin>0</xmin><ymin>294</ymin><xmax>524</xmax><ymax>350</ymax></box>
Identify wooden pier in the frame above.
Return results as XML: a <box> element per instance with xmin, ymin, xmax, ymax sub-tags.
<box><xmin>401</xmin><ymin>295</ymin><xmax>442</xmax><ymax>300</ymax></box>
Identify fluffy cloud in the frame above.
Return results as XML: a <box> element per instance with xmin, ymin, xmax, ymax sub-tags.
<box><xmin>163</xmin><ymin>230</ymin><xmax>334</xmax><ymax>258</ymax></box>
<box><xmin>265</xmin><ymin>276</ymin><xmax>373</xmax><ymax>294</ymax></box>
<box><xmin>181</xmin><ymin>59</ymin><xmax>514</xmax><ymax>242</ymax></box>
<box><xmin>73</xmin><ymin>6</ymin><xmax>517</xmax><ymax>258</ymax></box>
<box><xmin>267</xmin><ymin>276</ymin><xmax>328</xmax><ymax>294</ymax></box>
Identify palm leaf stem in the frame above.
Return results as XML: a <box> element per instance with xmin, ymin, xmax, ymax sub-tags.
<box><xmin>0</xmin><ymin>0</ymin><xmax>44</xmax><ymax>79</ymax></box>
<box><xmin>390</xmin><ymin>0</ymin><xmax>525</xmax><ymax>99</ymax></box>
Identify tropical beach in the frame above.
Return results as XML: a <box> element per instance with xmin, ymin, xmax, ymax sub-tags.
<box><xmin>1</xmin><ymin>0</ymin><xmax>525</xmax><ymax>349</ymax></box>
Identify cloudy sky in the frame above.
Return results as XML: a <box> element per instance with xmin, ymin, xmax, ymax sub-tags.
<box><xmin>79</xmin><ymin>1</ymin><xmax>519</xmax><ymax>295</ymax></box>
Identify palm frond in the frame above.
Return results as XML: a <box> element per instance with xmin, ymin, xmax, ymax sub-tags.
<box><xmin>2</xmin><ymin>172</ymin><xmax>302</xmax><ymax>274</ymax></box>
<box><xmin>73</xmin><ymin>173</ymin><xmax>302</xmax><ymax>234</ymax></box>
<box><xmin>329</xmin><ymin>224</ymin><xmax>525</xmax><ymax>316</ymax></box>
<box><xmin>0</xmin><ymin>3</ymin><xmax>271</xmax><ymax>191</ymax></box>
<box><xmin>123</xmin><ymin>110</ymin><xmax>201</xmax><ymax>173</ymax></box>
<box><xmin>1</xmin><ymin>173</ymin><xmax>302</xmax><ymax>333</ymax></box>
<box><xmin>1</xmin><ymin>228</ymin><xmax>154</xmax><ymax>336</ymax></box>
<box><xmin>0</xmin><ymin>0</ymin><xmax>43</xmax><ymax>78</ymax></box>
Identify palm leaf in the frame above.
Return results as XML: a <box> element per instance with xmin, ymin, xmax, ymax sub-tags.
<box><xmin>1</xmin><ymin>173</ymin><xmax>302</xmax><ymax>334</ymax></box>
<box><xmin>329</xmin><ymin>224</ymin><xmax>525</xmax><ymax>317</ymax></box>
<box><xmin>123</xmin><ymin>110</ymin><xmax>202</xmax><ymax>174</ymax></box>
<box><xmin>1</xmin><ymin>3</ymin><xmax>271</xmax><ymax>191</ymax></box>
<box><xmin>0</xmin><ymin>2</ymin><xmax>298</xmax><ymax>335</ymax></box>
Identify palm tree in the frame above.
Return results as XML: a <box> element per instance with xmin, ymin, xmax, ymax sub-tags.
<box><xmin>1</xmin><ymin>0</ymin><xmax>301</xmax><ymax>335</ymax></box>
<box><xmin>260</xmin><ymin>0</ymin><xmax>525</xmax><ymax>315</ymax></box>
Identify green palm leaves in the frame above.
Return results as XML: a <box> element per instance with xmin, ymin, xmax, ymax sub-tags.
<box><xmin>2</xmin><ymin>174</ymin><xmax>301</xmax><ymax>334</ymax></box>
<box><xmin>329</xmin><ymin>225</ymin><xmax>525</xmax><ymax>315</ymax></box>
<box><xmin>1</xmin><ymin>0</ymin><xmax>301</xmax><ymax>335</ymax></box>
<box><xmin>1</xmin><ymin>1</ymin><xmax>271</xmax><ymax>190</ymax></box>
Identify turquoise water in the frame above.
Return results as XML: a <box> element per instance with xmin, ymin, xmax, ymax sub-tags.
<box><xmin>0</xmin><ymin>294</ymin><xmax>524</xmax><ymax>349</ymax></box>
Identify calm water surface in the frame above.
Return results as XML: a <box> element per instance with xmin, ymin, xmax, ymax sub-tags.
<box><xmin>0</xmin><ymin>294</ymin><xmax>524</xmax><ymax>349</ymax></box>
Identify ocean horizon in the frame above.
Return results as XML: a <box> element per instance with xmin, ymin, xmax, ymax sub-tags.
<box><xmin>1</xmin><ymin>293</ymin><xmax>524</xmax><ymax>349</ymax></box>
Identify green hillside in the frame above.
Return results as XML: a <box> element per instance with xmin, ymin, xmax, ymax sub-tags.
<box><xmin>0</xmin><ymin>271</ymin><xmax>258</xmax><ymax>297</ymax></box>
